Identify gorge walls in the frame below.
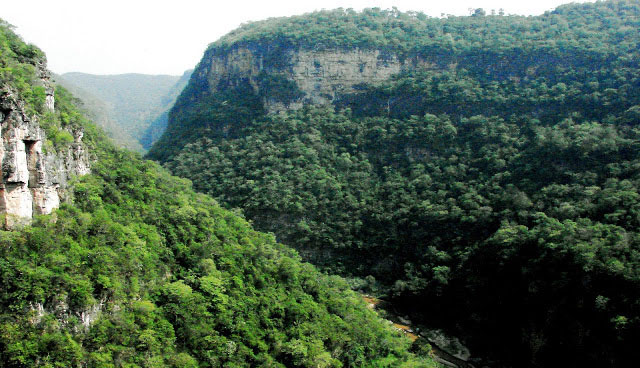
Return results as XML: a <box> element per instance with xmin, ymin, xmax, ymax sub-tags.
<box><xmin>0</xmin><ymin>69</ymin><xmax>90</xmax><ymax>227</ymax></box>
<box><xmin>197</xmin><ymin>45</ymin><xmax>426</xmax><ymax>112</ymax></box>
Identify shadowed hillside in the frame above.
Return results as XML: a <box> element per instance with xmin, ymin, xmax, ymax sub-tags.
<box><xmin>149</xmin><ymin>2</ymin><xmax>640</xmax><ymax>367</ymax></box>
<box><xmin>0</xmin><ymin>19</ymin><xmax>435</xmax><ymax>368</ymax></box>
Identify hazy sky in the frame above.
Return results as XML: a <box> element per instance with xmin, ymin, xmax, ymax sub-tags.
<box><xmin>3</xmin><ymin>0</ymin><xmax>594</xmax><ymax>76</ymax></box>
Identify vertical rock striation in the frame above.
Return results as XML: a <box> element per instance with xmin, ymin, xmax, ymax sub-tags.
<box><xmin>198</xmin><ymin>45</ymin><xmax>425</xmax><ymax>112</ymax></box>
<box><xmin>0</xmin><ymin>71</ymin><xmax>90</xmax><ymax>227</ymax></box>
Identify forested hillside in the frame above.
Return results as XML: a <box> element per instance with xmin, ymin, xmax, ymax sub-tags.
<box><xmin>0</xmin><ymin>20</ymin><xmax>434</xmax><ymax>367</ymax></box>
<box><xmin>150</xmin><ymin>1</ymin><xmax>640</xmax><ymax>367</ymax></box>
<box><xmin>58</xmin><ymin>71</ymin><xmax>191</xmax><ymax>152</ymax></box>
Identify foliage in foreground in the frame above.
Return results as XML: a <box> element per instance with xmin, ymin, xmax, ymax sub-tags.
<box><xmin>1</xmin><ymin>146</ymin><xmax>434</xmax><ymax>367</ymax></box>
<box><xmin>0</xmin><ymin>19</ymin><xmax>434</xmax><ymax>368</ymax></box>
<box><xmin>155</xmin><ymin>2</ymin><xmax>640</xmax><ymax>367</ymax></box>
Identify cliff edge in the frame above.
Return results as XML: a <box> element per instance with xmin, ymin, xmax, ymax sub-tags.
<box><xmin>0</xmin><ymin>47</ymin><xmax>90</xmax><ymax>227</ymax></box>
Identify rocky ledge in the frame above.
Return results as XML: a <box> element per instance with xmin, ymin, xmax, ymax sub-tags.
<box><xmin>0</xmin><ymin>82</ymin><xmax>90</xmax><ymax>228</ymax></box>
<box><xmin>198</xmin><ymin>45</ymin><xmax>432</xmax><ymax>112</ymax></box>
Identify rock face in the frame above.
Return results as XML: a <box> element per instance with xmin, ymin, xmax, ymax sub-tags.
<box><xmin>288</xmin><ymin>49</ymin><xmax>401</xmax><ymax>105</ymax></box>
<box><xmin>198</xmin><ymin>45</ymin><xmax>422</xmax><ymax>112</ymax></box>
<box><xmin>0</xmin><ymin>73</ymin><xmax>90</xmax><ymax>227</ymax></box>
<box><xmin>36</xmin><ymin>59</ymin><xmax>56</xmax><ymax>112</ymax></box>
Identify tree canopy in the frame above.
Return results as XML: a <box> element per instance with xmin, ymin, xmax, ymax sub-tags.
<box><xmin>0</xmin><ymin>19</ymin><xmax>435</xmax><ymax>368</ymax></box>
<box><xmin>152</xmin><ymin>2</ymin><xmax>640</xmax><ymax>366</ymax></box>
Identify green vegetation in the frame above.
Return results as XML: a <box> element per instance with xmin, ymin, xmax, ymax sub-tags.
<box><xmin>0</xmin><ymin>20</ymin><xmax>46</xmax><ymax>115</ymax></box>
<box><xmin>0</xmin><ymin>19</ymin><xmax>435</xmax><ymax>368</ymax></box>
<box><xmin>38</xmin><ymin>85</ymin><xmax>103</xmax><ymax>152</ymax></box>
<box><xmin>0</xmin><ymin>20</ymin><xmax>94</xmax><ymax>153</ymax></box>
<box><xmin>1</xmin><ymin>146</ymin><xmax>435</xmax><ymax>367</ymax></box>
<box><xmin>151</xmin><ymin>2</ymin><xmax>640</xmax><ymax>367</ymax></box>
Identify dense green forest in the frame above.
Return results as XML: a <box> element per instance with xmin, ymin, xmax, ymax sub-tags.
<box><xmin>58</xmin><ymin>71</ymin><xmax>191</xmax><ymax>152</ymax></box>
<box><xmin>0</xmin><ymin>20</ymin><xmax>435</xmax><ymax>367</ymax></box>
<box><xmin>149</xmin><ymin>2</ymin><xmax>640</xmax><ymax>367</ymax></box>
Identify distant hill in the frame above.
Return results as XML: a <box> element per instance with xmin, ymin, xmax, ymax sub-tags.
<box><xmin>139</xmin><ymin>70</ymin><xmax>193</xmax><ymax>150</ymax></box>
<box><xmin>53</xmin><ymin>75</ymin><xmax>133</xmax><ymax>149</ymax></box>
<box><xmin>57</xmin><ymin>70</ymin><xmax>191</xmax><ymax>151</ymax></box>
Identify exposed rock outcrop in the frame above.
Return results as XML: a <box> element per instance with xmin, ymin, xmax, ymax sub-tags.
<box><xmin>0</xmin><ymin>77</ymin><xmax>89</xmax><ymax>228</ymax></box>
<box><xmin>35</xmin><ymin>59</ymin><xmax>56</xmax><ymax>112</ymax></box>
<box><xmin>29</xmin><ymin>296</ymin><xmax>105</xmax><ymax>332</ymax></box>
<box><xmin>198</xmin><ymin>45</ymin><xmax>426</xmax><ymax>112</ymax></box>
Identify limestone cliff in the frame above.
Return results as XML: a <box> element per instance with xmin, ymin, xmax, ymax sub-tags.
<box><xmin>0</xmin><ymin>66</ymin><xmax>90</xmax><ymax>227</ymax></box>
<box><xmin>146</xmin><ymin>43</ymin><xmax>433</xmax><ymax>163</ymax></box>
<box><xmin>196</xmin><ymin>45</ymin><xmax>426</xmax><ymax>112</ymax></box>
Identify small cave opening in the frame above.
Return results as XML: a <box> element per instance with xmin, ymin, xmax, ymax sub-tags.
<box><xmin>0</xmin><ymin>107</ymin><xmax>10</xmax><ymax>124</ymax></box>
<box><xmin>24</xmin><ymin>140</ymin><xmax>38</xmax><ymax>187</ymax></box>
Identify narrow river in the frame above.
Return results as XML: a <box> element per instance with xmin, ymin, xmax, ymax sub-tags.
<box><xmin>362</xmin><ymin>295</ymin><xmax>477</xmax><ymax>368</ymax></box>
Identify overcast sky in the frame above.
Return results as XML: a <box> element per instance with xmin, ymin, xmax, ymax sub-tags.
<box><xmin>3</xmin><ymin>0</ymin><xmax>594</xmax><ymax>76</ymax></box>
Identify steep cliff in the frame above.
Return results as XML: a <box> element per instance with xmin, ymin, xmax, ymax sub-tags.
<box><xmin>197</xmin><ymin>46</ymin><xmax>418</xmax><ymax>112</ymax></box>
<box><xmin>0</xmin><ymin>20</ymin><xmax>438</xmax><ymax>368</ymax></box>
<box><xmin>151</xmin><ymin>4</ymin><xmax>640</xmax><ymax>367</ymax></box>
<box><xmin>149</xmin><ymin>48</ymin><xmax>417</xmax><ymax>162</ymax></box>
<box><xmin>0</xmin><ymin>44</ymin><xmax>90</xmax><ymax>227</ymax></box>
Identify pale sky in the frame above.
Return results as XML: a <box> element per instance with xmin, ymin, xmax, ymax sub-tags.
<box><xmin>2</xmin><ymin>0</ymin><xmax>595</xmax><ymax>76</ymax></box>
